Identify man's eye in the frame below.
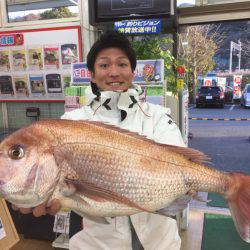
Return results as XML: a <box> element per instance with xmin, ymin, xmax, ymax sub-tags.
<box><xmin>100</xmin><ymin>64</ymin><xmax>108</xmax><ymax>68</ymax></box>
<box><xmin>119</xmin><ymin>63</ymin><xmax>128</xmax><ymax>67</ymax></box>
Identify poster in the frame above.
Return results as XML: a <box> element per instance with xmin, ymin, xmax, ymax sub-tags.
<box><xmin>233</xmin><ymin>75</ymin><xmax>242</xmax><ymax>99</ymax></box>
<box><xmin>44</xmin><ymin>44</ymin><xmax>60</xmax><ymax>69</ymax></box>
<box><xmin>0</xmin><ymin>217</ymin><xmax>6</xmax><ymax>240</ymax></box>
<box><xmin>46</xmin><ymin>73</ymin><xmax>63</xmax><ymax>98</ymax></box>
<box><xmin>0</xmin><ymin>49</ymin><xmax>10</xmax><ymax>71</ymax></box>
<box><xmin>11</xmin><ymin>48</ymin><xmax>27</xmax><ymax>71</ymax></box>
<box><xmin>13</xmin><ymin>75</ymin><xmax>29</xmax><ymax>97</ymax></box>
<box><xmin>28</xmin><ymin>46</ymin><xmax>43</xmax><ymax>70</ymax></box>
<box><xmin>29</xmin><ymin>75</ymin><xmax>46</xmax><ymax>97</ymax></box>
<box><xmin>133</xmin><ymin>59</ymin><xmax>164</xmax><ymax>84</ymax></box>
<box><xmin>61</xmin><ymin>43</ymin><xmax>78</xmax><ymax>68</ymax></box>
<box><xmin>0</xmin><ymin>75</ymin><xmax>14</xmax><ymax>96</ymax></box>
<box><xmin>62</xmin><ymin>74</ymin><xmax>71</xmax><ymax>91</ymax></box>
<box><xmin>53</xmin><ymin>212</ymin><xmax>70</xmax><ymax>234</ymax></box>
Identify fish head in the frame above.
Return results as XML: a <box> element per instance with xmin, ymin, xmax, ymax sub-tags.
<box><xmin>0</xmin><ymin>125</ymin><xmax>60</xmax><ymax>208</ymax></box>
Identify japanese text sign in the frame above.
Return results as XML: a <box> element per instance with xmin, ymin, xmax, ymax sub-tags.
<box><xmin>114</xmin><ymin>19</ymin><xmax>161</xmax><ymax>35</ymax></box>
<box><xmin>0</xmin><ymin>33</ymin><xmax>24</xmax><ymax>47</ymax></box>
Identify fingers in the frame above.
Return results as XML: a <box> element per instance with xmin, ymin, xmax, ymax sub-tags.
<box><xmin>32</xmin><ymin>201</ymin><xmax>47</xmax><ymax>217</ymax></box>
<box><xmin>47</xmin><ymin>199</ymin><xmax>61</xmax><ymax>215</ymax></box>
<box><xmin>19</xmin><ymin>207</ymin><xmax>33</xmax><ymax>214</ymax></box>
<box><xmin>11</xmin><ymin>199</ymin><xmax>61</xmax><ymax>217</ymax></box>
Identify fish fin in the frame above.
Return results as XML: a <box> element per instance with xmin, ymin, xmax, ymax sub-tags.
<box><xmin>226</xmin><ymin>173</ymin><xmax>250</xmax><ymax>243</ymax></box>
<box><xmin>156</xmin><ymin>195</ymin><xmax>191</xmax><ymax>217</ymax></box>
<box><xmin>72</xmin><ymin>209</ymin><xmax>110</xmax><ymax>224</ymax></box>
<box><xmin>73</xmin><ymin>120</ymin><xmax>211</xmax><ymax>165</ymax></box>
<box><xmin>65</xmin><ymin>178</ymin><xmax>148</xmax><ymax>213</ymax></box>
<box><xmin>59</xmin><ymin>182</ymin><xmax>76</xmax><ymax>196</ymax></box>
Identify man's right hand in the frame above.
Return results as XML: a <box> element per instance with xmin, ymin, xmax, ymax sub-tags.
<box><xmin>11</xmin><ymin>198</ymin><xmax>61</xmax><ymax>217</ymax></box>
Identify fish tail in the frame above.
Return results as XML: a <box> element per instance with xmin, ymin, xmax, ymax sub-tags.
<box><xmin>226</xmin><ymin>172</ymin><xmax>250</xmax><ymax>243</ymax></box>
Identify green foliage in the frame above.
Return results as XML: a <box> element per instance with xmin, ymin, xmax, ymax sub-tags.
<box><xmin>178</xmin><ymin>25</ymin><xmax>221</xmax><ymax>102</ymax></box>
<box><xmin>40</xmin><ymin>7</ymin><xmax>76</xmax><ymax>20</ymax></box>
<box><xmin>131</xmin><ymin>36</ymin><xmax>178</xmax><ymax>94</ymax></box>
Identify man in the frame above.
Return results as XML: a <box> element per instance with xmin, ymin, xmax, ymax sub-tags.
<box><xmin>15</xmin><ymin>31</ymin><xmax>185</xmax><ymax>249</ymax></box>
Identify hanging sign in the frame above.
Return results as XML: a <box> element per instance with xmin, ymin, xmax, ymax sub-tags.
<box><xmin>0</xmin><ymin>34</ymin><xmax>24</xmax><ymax>47</ymax></box>
<box><xmin>114</xmin><ymin>19</ymin><xmax>161</xmax><ymax>35</ymax></box>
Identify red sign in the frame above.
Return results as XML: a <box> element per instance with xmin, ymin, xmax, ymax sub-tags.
<box><xmin>176</xmin><ymin>65</ymin><xmax>186</xmax><ymax>74</ymax></box>
<box><xmin>234</xmin><ymin>76</ymin><xmax>241</xmax><ymax>84</ymax></box>
<box><xmin>0</xmin><ymin>33</ymin><xmax>24</xmax><ymax>47</ymax></box>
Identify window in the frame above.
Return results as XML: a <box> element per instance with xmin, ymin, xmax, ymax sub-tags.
<box><xmin>6</xmin><ymin>0</ymin><xmax>79</xmax><ymax>23</ymax></box>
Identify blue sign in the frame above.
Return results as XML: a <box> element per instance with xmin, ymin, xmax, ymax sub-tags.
<box><xmin>71</xmin><ymin>60</ymin><xmax>164</xmax><ymax>86</ymax></box>
<box><xmin>114</xmin><ymin>19</ymin><xmax>161</xmax><ymax>35</ymax></box>
<box><xmin>71</xmin><ymin>63</ymin><xmax>91</xmax><ymax>84</ymax></box>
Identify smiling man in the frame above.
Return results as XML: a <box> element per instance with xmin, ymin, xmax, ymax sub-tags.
<box><xmin>61</xmin><ymin>31</ymin><xmax>185</xmax><ymax>250</ymax></box>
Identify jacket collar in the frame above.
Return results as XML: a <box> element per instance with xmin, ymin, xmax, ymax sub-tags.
<box><xmin>85</xmin><ymin>82</ymin><xmax>141</xmax><ymax>115</ymax></box>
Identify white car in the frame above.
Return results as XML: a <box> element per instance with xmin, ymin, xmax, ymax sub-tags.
<box><xmin>240</xmin><ymin>84</ymin><xmax>250</xmax><ymax>108</ymax></box>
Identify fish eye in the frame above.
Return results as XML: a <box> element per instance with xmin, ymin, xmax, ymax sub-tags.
<box><xmin>8</xmin><ymin>145</ymin><xmax>25</xmax><ymax>160</ymax></box>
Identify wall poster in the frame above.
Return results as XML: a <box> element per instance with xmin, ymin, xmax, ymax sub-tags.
<box><xmin>0</xmin><ymin>26</ymin><xmax>82</xmax><ymax>101</ymax></box>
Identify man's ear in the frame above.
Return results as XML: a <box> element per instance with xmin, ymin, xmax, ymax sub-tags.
<box><xmin>90</xmin><ymin>71</ymin><xmax>95</xmax><ymax>82</ymax></box>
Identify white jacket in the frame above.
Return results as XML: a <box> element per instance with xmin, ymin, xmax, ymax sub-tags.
<box><xmin>62</xmin><ymin>84</ymin><xmax>185</xmax><ymax>250</ymax></box>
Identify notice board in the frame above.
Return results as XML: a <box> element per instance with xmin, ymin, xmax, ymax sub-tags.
<box><xmin>0</xmin><ymin>26</ymin><xmax>82</xmax><ymax>102</ymax></box>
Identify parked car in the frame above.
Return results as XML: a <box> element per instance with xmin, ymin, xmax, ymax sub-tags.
<box><xmin>196</xmin><ymin>86</ymin><xmax>225</xmax><ymax>108</ymax></box>
<box><xmin>240</xmin><ymin>83</ymin><xmax>250</xmax><ymax>108</ymax></box>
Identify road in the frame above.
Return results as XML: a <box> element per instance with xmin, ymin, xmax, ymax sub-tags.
<box><xmin>188</xmin><ymin>104</ymin><xmax>250</xmax><ymax>174</ymax></box>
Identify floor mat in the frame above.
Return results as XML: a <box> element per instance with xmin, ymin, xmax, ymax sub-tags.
<box><xmin>202</xmin><ymin>213</ymin><xmax>249</xmax><ymax>250</ymax></box>
<box><xmin>207</xmin><ymin>193</ymin><xmax>228</xmax><ymax>208</ymax></box>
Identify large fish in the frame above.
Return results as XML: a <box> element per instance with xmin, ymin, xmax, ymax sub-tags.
<box><xmin>0</xmin><ymin>119</ymin><xmax>249</xmax><ymax>242</ymax></box>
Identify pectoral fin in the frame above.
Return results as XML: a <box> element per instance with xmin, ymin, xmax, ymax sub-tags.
<box><xmin>156</xmin><ymin>195</ymin><xmax>191</xmax><ymax>217</ymax></box>
<box><xmin>65</xmin><ymin>178</ymin><xmax>148</xmax><ymax>212</ymax></box>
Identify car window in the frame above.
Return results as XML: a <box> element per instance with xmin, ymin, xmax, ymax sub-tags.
<box><xmin>200</xmin><ymin>87</ymin><xmax>220</xmax><ymax>94</ymax></box>
<box><xmin>247</xmin><ymin>85</ymin><xmax>250</xmax><ymax>93</ymax></box>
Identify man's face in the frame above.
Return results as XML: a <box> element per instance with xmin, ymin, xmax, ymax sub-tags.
<box><xmin>91</xmin><ymin>47</ymin><xmax>135</xmax><ymax>91</ymax></box>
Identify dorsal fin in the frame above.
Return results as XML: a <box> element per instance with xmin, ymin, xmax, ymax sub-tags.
<box><xmin>73</xmin><ymin>120</ymin><xmax>211</xmax><ymax>165</ymax></box>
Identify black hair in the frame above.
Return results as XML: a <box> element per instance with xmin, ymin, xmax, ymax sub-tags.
<box><xmin>87</xmin><ymin>31</ymin><xmax>137</xmax><ymax>73</ymax></box>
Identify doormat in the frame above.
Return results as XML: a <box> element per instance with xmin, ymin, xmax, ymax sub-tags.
<box><xmin>207</xmin><ymin>193</ymin><xmax>228</xmax><ymax>208</ymax></box>
<box><xmin>202</xmin><ymin>213</ymin><xmax>249</xmax><ymax>250</ymax></box>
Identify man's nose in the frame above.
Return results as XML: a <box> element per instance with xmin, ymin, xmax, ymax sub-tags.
<box><xmin>108</xmin><ymin>65</ymin><xmax>119</xmax><ymax>77</ymax></box>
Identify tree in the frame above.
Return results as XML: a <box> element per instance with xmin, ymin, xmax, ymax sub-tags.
<box><xmin>40</xmin><ymin>7</ymin><xmax>76</xmax><ymax>20</ymax></box>
<box><xmin>132</xmin><ymin>35</ymin><xmax>178</xmax><ymax>94</ymax></box>
<box><xmin>178</xmin><ymin>25</ymin><xmax>223</xmax><ymax>103</ymax></box>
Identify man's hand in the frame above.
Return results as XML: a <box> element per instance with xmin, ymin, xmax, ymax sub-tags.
<box><xmin>11</xmin><ymin>199</ymin><xmax>61</xmax><ymax>217</ymax></box>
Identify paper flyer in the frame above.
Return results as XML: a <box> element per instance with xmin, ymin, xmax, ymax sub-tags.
<box><xmin>28</xmin><ymin>46</ymin><xmax>43</xmax><ymax>70</ymax></box>
<box><xmin>0</xmin><ymin>217</ymin><xmax>6</xmax><ymax>240</ymax></box>
<box><xmin>61</xmin><ymin>43</ymin><xmax>78</xmax><ymax>68</ymax></box>
<box><xmin>29</xmin><ymin>75</ymin><xmax>46</xmax><ymax>96</ymax></box>
<box><xmin>11</xmin><ymin>48</ymin><xmax>27</xmax><ymax>71</ymax></box>
<box><xmin>13</xmin><ymin>75</ymin><xmax>29</xmax><ymax>97</ymax></box>
<box><xmin>62</xmin><ymin>75</ymin><xmax>71</xmax><ymax>92</ymax></box>
<box><xmin>46</xmin><ymin>73</ymin><xmax>62</xmax><ymax>98</ymax></box>
<box><xmin>0</xmin><ymin>49</ymin><xmax>11</xmax><ymax>72</ymax></box>
<box><xmin>44</xmin><ymin>45</ymin><xmax>60</xmax><ymax>69</ymax></box>
<box><xmin>53</xmin><ymin>212</ymin><xmax>70</xmax><ymax>234</ymax></box>
<box><xmin>0</xmin><ymin>75</ymin><xmax>14</xmax><ymax>96</ymax></box>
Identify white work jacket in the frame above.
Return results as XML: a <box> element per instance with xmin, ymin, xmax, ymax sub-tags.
<box><xmin>62</xmin><ymin>84</ymin><xmax>185</xmax><ymax>250</ymax></box>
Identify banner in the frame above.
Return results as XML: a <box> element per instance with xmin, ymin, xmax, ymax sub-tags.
<box><xmin>233</xmin><ymin>75</ymin><xmax>242</xmax><ymax>99</ymax></box>
<box><xmin>71</xmin><ymin>59</ymin><xmax>164</xmax><ymax>85</ymax></box>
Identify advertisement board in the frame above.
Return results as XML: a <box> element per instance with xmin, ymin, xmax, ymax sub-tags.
<box><xmin>233</xmin><ymin>75</ymin><xmax>242</xmax><ymax>99</ymax></box>
<box><xmin>0</xmin><ymin>26</ymin><xmax>82</xmax><ymax>102</ymax></box>
<box><xmin>71</xmin><ymin>59</ymin><xmax>164</xmax><ymax>86</ymax></box>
